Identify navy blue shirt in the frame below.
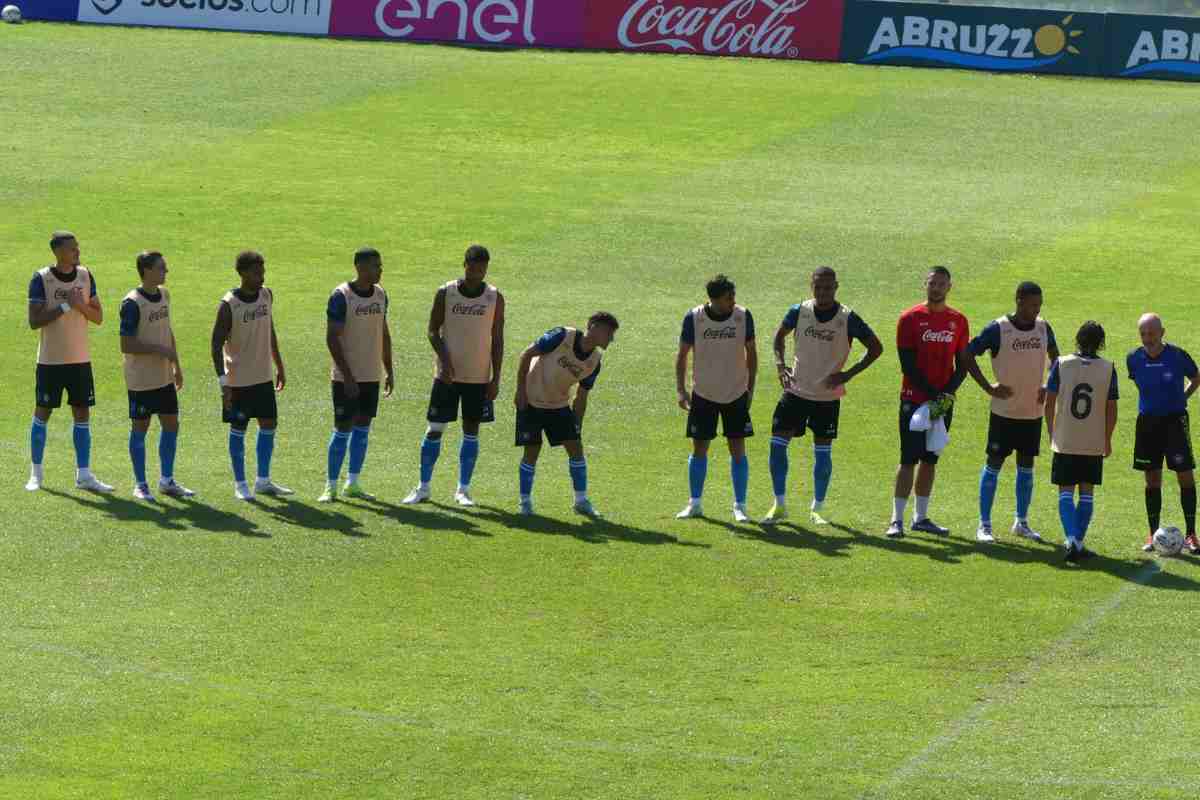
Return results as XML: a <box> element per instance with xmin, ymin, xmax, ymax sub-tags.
<box><xmin>779</xmin><ymin>303</ymin><xmax>873</xmax><ymax>343</ymax></box>
<box><xmin>680</xmin><ymin>306</ymin><xmax>756</xmax><ymax>345</ymax></box>
<box><xmin>327</xmin><ymin>285</ymin><xmax>388</xmax><ymax>323</ymax></box>
<box><xmin>1047</xmin><ymin>356</ymin><xmax>1120</xmax><ymax>400</ymax></box>
<box><xmin>118</xmin><ymin>288</ymin><xmax>163</xmax><ymax>336</ymax></box>
<box><xmin>1126</xmin><ymin>344</ymin><xmax>1197</xmax><ymax>416</ymax></box>
<box><xmin>534</xmin><ymin>327</ymin><xmax>601</xmax><ymax>390</ymax></box>
<box><xmin>968</xmin><ymin>316</ymin><xmax>1058</xmax><ymax>358</ymax></box>
<box><xmin>28</xmin><ymin>268</ymin><xmax>97</xmax><ymax>305</ymax></box>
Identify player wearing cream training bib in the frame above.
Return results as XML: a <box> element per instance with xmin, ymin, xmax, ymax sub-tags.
<box><xmin>26</xmin><ymin>231</ymin><xmax>112</xmax><ymax>494</ymax></box>
<box><xmin>319</xmin><ymin>247</ymin><xmax>395</xmax><ymax>504</ymax></box>
<box><xmin>964</xmin><ymin>282</ymin><xmax>1060</xmax><ymax>544</ymax></box>
<box><xmin>762</xmin><ymin>266</ymin><xmax>882</xmax><ymax>526</ymax></box>
<box><xmin>403</xmin><ymin>245</ymin><xmax>505</xmax><ymax>507</ymax></box>
<box><xmin>209</xmin><ymin>250</ymin><xmax>290</xmax><ymax>501</ymax></box>
<box><xmin>119</xmin><ymin>251</ymin><xmax>192</xmax><ymax>502</ymax></box>
<box><xmin>674</xmin><ymin>274</ymin><xmax>759</xmax><ymax>523</ymax></box>
<box><xmin>514</xmin><ymin>312</ymin><xmax>619</xmax><ymax>518</ymax></box>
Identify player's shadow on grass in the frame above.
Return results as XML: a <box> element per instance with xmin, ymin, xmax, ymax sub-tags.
<box><xmin>253</xmin><ymin>496</ymin><xmax>368</xmax><ymax>537</ymax></box>
<box><xmin>463</xmin><ymin>503</ymin><xmax>710</xmax><ymax>547</ymax></box>
<box><xmin>41</xmin><ymin>488</ymin><xmax>270</xmax><ymax>538</ymax></box>
<box><xmin>347</xmin><ymin>497</ymin><xmax>493</xmax><ymax>537</ymax></box>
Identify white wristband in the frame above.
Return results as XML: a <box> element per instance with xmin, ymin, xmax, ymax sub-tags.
<box><xmin>59</xmin><ymin>302</ymin><xmax>70</xmax><ymax>314</ymax></box>
<box><xmin>218</xmin><ymin>374</ymin><xmax>228</xmax><ymax>387</ymax></box>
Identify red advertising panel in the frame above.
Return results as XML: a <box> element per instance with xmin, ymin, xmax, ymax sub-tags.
<box><xmin>330</xmin><ymin>0</ymin><xmax>586</xmax><ymax>47</ymax></box>
<box><xmin>583</xmin><ymin>0</ymin><xmax>844</xmax><ymax>60</ymax></box>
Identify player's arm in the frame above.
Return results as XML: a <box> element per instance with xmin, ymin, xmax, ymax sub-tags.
<box><xmin>964</xmin><ymin>324</ymin><xmax>1010</xmax><ymax>398</ymax></box>
<box><xmin>119</xmin><ymin>300</ymin><xmax>175</xmax><ymax>360</ymax></box>
<box><xmin>170</xmin><ymin>331</ymin><xmax>183</xmax><ymax>390</ymax></box>
<box><xmin>897</xmin><ymin>348</ymin><xmax>941</xmax><ymax>397</ymax></box>
<box><xmin>28</xmin><ymin>274</ymin><xmax>67</xmax><ymax>329</ymax></box>
<box><xmin>825</xmin><ymin>315</ymin><xmax>883</xmax><ymax>388</ymax></box>
<box><xmin>573</xmin><ymin>386</ymin><xmax>590</xmax><ymax>425</ymax></box>
<box><xmin>1103</xmin><ymin>366</ymin><xmax>1119</xmax><ymax>457</ymax></box>
<box><xmin>513</xmin><ymin>342</ymin><xmax>538</xmax><ymax>410</ymax></box>
<box><xmin>1183</xmin><ymin>351</ymin><xmax>1198</xmax><ymax>401</ymax></box>
<box><xmin>488</xmin><ymin>292</ymin><xmax>505</xmax><ymax>402</ymax></box>
<box><xmin>382</xmin><ymin>321</ymin><xmax>395</xmax><ymax>398</ymax></box>
<box><xmin>1043</xmin><ymin>389</ymin><xmax>1057</xmax><ymax>440</ymax></box>
<box><xmin>745</xmin><ymin>336</ymin><xmax>758</xmax><ymax>404</ymax></box>
<box><xmin>675</xmin><ymin>341</ymin><xmax>692</xmax><ymax>410</ymax></box>
<box><xmin>270</xmin><ymin>318</ymin><xmax>286</xmax><ymax>392</ymax></box>
<box><xmin>943</xmin><ymin>346</ymin><xmax>971</xmax><ymax>396</ymax></box>
<box><xmin>772</xmin><ymin>325</ymin><xmax>791</xmax><ymax>389</ymax></box>
<box><xmin>427</xmin><ymin>288</ymin><xmax>454</xmax><ymax>383</ymax></box>
<box><xmin>325</xmin><ymin>292</ymin><xmax>356</xmax><ymax>391</ymax></box>
<box><xmin>211</xmin><ymin>301</ymin><xmax>233</xmax><ymax>408</ymax></box>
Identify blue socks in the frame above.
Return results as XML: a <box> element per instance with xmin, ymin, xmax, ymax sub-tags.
<box><xmin>420</xmin><ymin>435</ymin><xmax>442</xmax><ymax>484</ymax></box>
<box><xmin>688</xmin><ymin>455</ymin><xmax>708</xmax><ymax>500</ymax></box>
<box><xmin>229</xmin><ymin>428</ymin><xmax>247</xmax><ymax>484</ymax></box>
<box><xmin>30</xmin><ymin>417</ymin><xmax>47</xmax><ymax>466</ymax></box>
<box><xmin>256</xmin><ymin>429</ymin><xmax>275</xmax><ymax>480</ymax></box>
<box><xmin>159</xmin><ymin>428</ymin><xmax>178</xmax><ymax>481</ymax></box>
<box><xmin>459</xmin><ymin>434</ymin><xmax>479</xmax><ymax>488</ymax></box>
<box><xmin>348</xmin><ymin>426</ymin><xmax>370</xmax><ymax>478</ymax></box>
<box><xmin>1058</xmin><ymin>490</ymin><xmax>1078</xmax><ymax>545</ymax></box>
<box><xmin>1015</xmin><ymin>467</ymin><xmax>1035</xmax><ymax>522</ymax></box>
<box><xmin>813</xmin><ymin>445</ymin><xmax>833</xmax><ymax>505</ymax></box>
<box><xmin>979</xmin><ymin>465</ymin><xmax>1000</xmax><ymax>526</ymax></box>
<box><xmin>569</xmin><ymin>458</ymin><xmax>588</xmax><ymax>498</ymax></box>
<box><xmin>73</xmin><ymin>422</ymin><xmax>91</xmax><ymax>470</ymax></box>
<box><xmin>1075</xmin><ymin>493</ymin><xmax>1094</xmax><ymax>543</ymax></box>
<box><xmin>519</xmin><ymin>461</ymin><xmax>536</xmax><ymax>497</ymax></box>
<box><xmin>327</xmin><ymin>430</ymin><xmax>350</xmax><ymax>482</ymax></box>
<box><xmin>129</xmin><ymin>430</ymin><xmax>147</xmax><ymax>486</ymax></box>
<box><xmin>731</xmin><ymin>456</ymin><xmax>749</xmax><ymax>506</ymax></box>
<box><xmin>769</xmin><ymin>436</ymin><xmax>789</xmax><ymax>499</ymax></box>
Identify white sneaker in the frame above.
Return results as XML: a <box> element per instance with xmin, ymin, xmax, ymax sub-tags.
<box><xmin>1012</xmin><ymin>520</ymin><xmax>1044</xmax><ymax>542</ymax></box>
<box><xmin>810</xmin><ymin>509</ymin><xmax>830</xmax><ymax>526</ymax></box>
<box><xmin>76</xmin><ymin>473</ymin><xmax>114</xmax><ymax>493</ymax></box>
<box><xmin>402</xmin><ymin>485</ymin><xmax>431</xmax><ymax>505</ymax></box>
<box><xmin>317</xmin><ymin>485</ymin><xmax>337</xmax><ymax>503</ymax></box>
<box><xmin>518</xmin><ymin>498</ymin><xmax>534</xmax><ymax>516</ymax></box>
<box><xmin>158</xmin><ymin>479</ymin><xmax>195</xmax><ymax>498</ymax></box>
<box><xmin>732</xmin><ymin>504</ymin><xmax>750</xmax><ymax>523</ymax></box>
<box><xmin>25</xmin><ymin>469</ymin><xmax>43</xmax><ymax>492</ymax></box>
<box><xmin>761</xmin><ymin>503</ymin><xmax>788</xmax><ymax>525</ymax></box>
<box><xmin>574</xmin><ymin>498</ymin><xmax>602</xmax><ymax>518</ymax></box>
<box><xmin>675</xmin><ymin>501</ymin><xmax>704</xmax><ymax>519</ymax></box>
<box><xmin>976</xmin><ymin>523</ymin><xmax>995</xmax><ymax>543</ymax></box>
<box><xmin>454</xmin><ymin>488</ymin><xmax>476</xmax><ymax>507</ymax></box>
<box><xmin>234</xmin><ymin>481</ymin><xmax>254</xmax><ymax>501</ymax></box>
<box><xmin>254</xmin><ymin>478</ymin><xmax>293</xmax><ymax>496</ymax></box>
<box><xmin>133</xmin><ymin>484</ymin><xmax>157</xmax><ymax>503</ymax></box>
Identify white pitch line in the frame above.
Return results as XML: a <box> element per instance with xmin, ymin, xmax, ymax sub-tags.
<box><xmin>858</xmin><ymin>559</ymin><xmax>1163</xmax><ymax>799</ymax></box>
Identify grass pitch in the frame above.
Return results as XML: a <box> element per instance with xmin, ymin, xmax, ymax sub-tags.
<box><xmin>2</xmin><ymin>22</ymin><xmax>1200</xmax><ymax>799</ymax></box>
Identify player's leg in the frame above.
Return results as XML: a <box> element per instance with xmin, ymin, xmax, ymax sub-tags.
<box><xmin>252</xmin><ymin>380</ymin><xmax>290</xmax><ymax>496</ymax></box>
<box><xmin>1179</xmin><ymin>471</ymin><xmax>1198</xmax><ymax>553</ymax></box>
<box><xmin>890</xmin><ymin>401</ymin><xmax>924</xmax><ymax>537</ymax></box>
<box><xmin>156</xmin><ymin>411</ymin><xmax>192</xmax><ymax>497</ymax></box>
<box><xmin>129</xmin><ymin>400</ymin><xmax>154</xmax><ymax>501</ymax></box>
<box><xmin>344</xmin><ymin>383</ymin><xmax>380</xmax><ymax>500</ymax></box>
<box><xmin>71</xmin><ymin>364</ymin><xmax>110</xmax><ymax>492</ymax></box>
<box><xmin>724</xmin><ymin>393</ymin><xmax>753</xmax><ymax>522</ymax></box>
<box><xmin>405</xmin><ymin>381</ymin><xmax>456</xmax><ymax>503</ymax></box>
<box><xmin>1165</xmin><ymin>413</ymin><xmax>1198</xmax><ymax>552</ymax></box>
<box><xmin>1058</xmin><ymin>480</ymin><xmax>1081</xmax><ymax>560</ymax></box>
<box><xmin>679</xmin><ymin>394</ymin><xmax>716</xmax><ymax>519</ymax></box>
<box><xmin>321</xmin><ymin>382</ymin><xmax>353</xmax><ymax>501</ymax></box>
<box><xmin>1012</xmin><ymin>449</ymin><xmax>1042</xmax><ymax>542</ymax></box>
<box><xmin>764</xmin><ymin>394</ymin><xmax>799</xmax><ymax>524</ymax></box>
<box><xmin>808</xmin><ymin>400</ymin><xmax>839</xmax><ymax>525</ymax></box>
<box><xmin>1073</xmin><ymin>481</ymin><xmax>1096</xmax><ymax>559</ymax></box>
<box><xmin>454</xmin><ymin>385</ymin><xmax>492</xmax><ymax>506</ymax></box>
<box><xmin>911</xmin><ymin>406</ymin><xmax>951</xmax><ymax>536</ymax></box>
<box><xmin>977</xmin><ymin>414</ymin><xmax>1008</xmax><ymax>541</ymax></box>
<box><xmin>229</xmin><ymin>419</ymin><xmax>252</xmax><ymax>499</ymax></box>
<box><xmin>28</xmin><ymin>364</ymin><xmax>59</xmax><ymax>490</ymax></box>
<box><xmin>1135</xmin><ymin>413</ymin><xmax>1164</xmax><ymax>551</ymax></box>
<box><xmin>516</xmin><ymin>408</ymin><xmax>542</xmax><ymax>514</ymax></box>
<box><xmin>563</xmin><ymin>436</ymin><xmax>599</xmax><ymax>518</ymax></box>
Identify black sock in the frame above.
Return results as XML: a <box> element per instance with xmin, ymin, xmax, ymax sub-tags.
<box><xmin>1146</xmin><ymin>487</ymin><xmax>1162</xmax><ymax>535</ymax></box>
<box><xmin>1182</xmin><ymin>486</ymin><xmax>1197</xmax><ymax>536</ymax></box>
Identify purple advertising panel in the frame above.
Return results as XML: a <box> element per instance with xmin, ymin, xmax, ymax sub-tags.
<box><xmin>330</xmin><ymin>0</ymin><xmax>586</xmax><ymax>48</ymax></box>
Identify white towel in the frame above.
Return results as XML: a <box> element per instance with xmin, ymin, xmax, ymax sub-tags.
<box><xmin>908</xmin><ymin>401</ymin><xmax>949</xmax><ymax>454</ymax></box>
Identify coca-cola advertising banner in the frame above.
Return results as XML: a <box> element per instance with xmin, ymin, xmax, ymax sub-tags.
<box><xmin>583</xmin><ymin>0</ymin><xmax>844</xmax><ymax>61</ymax></box>
<box><xmin>329</xmin><ymin>0</ymin><xmax>585</xmax><ymax>47</ymax></box>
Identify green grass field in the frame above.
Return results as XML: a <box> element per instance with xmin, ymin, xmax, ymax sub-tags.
<box><xmin>3</xmin><ymin>21</ymin><xmax>1200</xmax><ymax>799</ymax></box>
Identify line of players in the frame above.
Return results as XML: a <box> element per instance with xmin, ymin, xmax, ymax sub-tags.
<box><xmin>26</xmin><ymin>231</ymin><xmax>1200</xmax><ymax>559</ymax></box>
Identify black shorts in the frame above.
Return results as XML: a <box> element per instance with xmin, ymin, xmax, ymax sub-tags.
<box><xmin>986</xmin><ymin>413</ymin><xmax>1043</xmax><ymax>460</ymax></box>
<box><xmin>35</xmin><ymin>362</ymin><xmax>96</xmax><ymax>409</ymax></box>
<box><xmin>1134</xmin><ymin>413</ymin><xmax>1195</xmax><ymax>472</ymax></box>
<box><xmin>899</xmin><ymin>399</ymin><xmax>954</xmax><ymax>466</ymax></box>
<box><xmin>427</xmin><ymin>380</ymin><xmax>494</xmax><ymax>424</ymax></box>
<box><xmin>771</xmin><ymin>393</ymin><xmax>839</xmax><ymax>439</ymax></box>
<box><xmin>687</xmin><ymin>392</ymin><xmax>754</xmax><ymax>440</ymax></box>
<box><xmin>128</xmin><ymin>385</ymin><xmax>179</xmax><ymax>420</ymax></box>
<box><xmin>332</xmin><ymin>381</ymin><xmax>380</xmax><ymax>423</ymax></box>
<box><xmin>1051</xmin><ymin>452</ymin><xmax>1104</xmax><ymax>486</ymax></box>
<box><xmin>516</xmin><ymin>406</ymin><xmax>580</xmax><ymax>447</ymax></box>
<box><xmin>223</xmin><ymin>381</ymin><xmax>277</xmax><ymax>426</ymax></box>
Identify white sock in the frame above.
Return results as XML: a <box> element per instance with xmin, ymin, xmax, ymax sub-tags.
<box><xmin>892</xmin><ymin>497</ymin><xmax>907</xmax><ymax>523</ymax></box>
<box><xmin>77</xmin><ymin>467</ymin><xmax>92</xmax><ymax>480</ymax></box>
<box><xmin>347</xmin><ymin>472</ymin><xmax>359</xmax><ymax>484</ymax></box>
<box><xmin>775</xmin><ymin>495</ymin><xmax>786</xmax><ymax>506</ymax></box>
<box><xmin>574</xmin><ymin>490</ymin><xmax>587</xmax><ymax>503</ymax></box>
<box><xmin>419</xmin><ymin>481</ymin><xmax>430</xmax><ymax>491</ymax></box>
<box><xmin>811</xmin><ymin>499</ymin><xmax>823</xmax><ymax>512</ymax></box>
<box><xmin>31</xmin><ymin>464</ymin><xmax>44</xmax><ymax>478</ymax></box>
<box><xmin>914</xmin><ymin>495</ymin><xmax>930</xmax><ymax>521</ymax></box>
<box><xmin>457</xmin><ymin>483</ymin><xmax>470</xmax><ymax>493</ymax></box>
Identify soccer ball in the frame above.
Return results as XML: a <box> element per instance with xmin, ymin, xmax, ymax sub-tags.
<box><xmin>1152</xmin><ymin>526</ymin><xmax>1185</xmax><ymax>556</ymax></box>
<box><xmin>1</xmin><ymin>5</ymin><xmax>21</xmax><ymax>23</ymax></box>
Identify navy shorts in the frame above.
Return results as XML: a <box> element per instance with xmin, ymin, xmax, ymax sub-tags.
<box><xmin>36</xmin><ymin>362</ymin><xmax>96</xmax><ymax>409</ymax></box>
<box><xmin>129</xmin><ymin>384</ymin><xmax>179</xmax><ymax>420</ymax></box>
<box><xmin>223</xmin><ymin>381</ymin><xmax>277</xmax><ymax>426</ymax></box>
<box><xmin>428</xmin><ymin>380</ymin><xmax>494</xmax><ymax>424</ymax></box>
<box><xmin>333</xmin><ymin>381</ymin><xmax>380</xmax><ymax>423</ymax></box>
<box><xmin>516</xmin><ymin>406</ymin><xmax>579</xmax><ymax>447</ymax></box>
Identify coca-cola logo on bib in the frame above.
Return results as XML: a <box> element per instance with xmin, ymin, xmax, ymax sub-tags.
<box><xmin>452</xmin><ymin>302</ymin><xmax>489</xmax><ymax>316</ymax></box>
<box><xmin>616</xmin><ymin>0</ymin><xmax>806</xmax><ymax>56</ymax></box>
<box><xmin>355</xmin><ymin>302</ymin><xmax>384</xmax><ymax>316</ymax></box>
<box><xmin>148</xmin><ymin>307</ymin><xmax>170</xmax><ymax>323</ymax></box>
<box><xmin>243</xmin><ymin>304</ymin><xmax>269</xmax><ymax>323</ymax></box>
<box><xmin>703</xmin><ymin>325</ymin><xmax>738</xmax><ymax>339</ymax></box>
<box><xmin>1011</xmin><ymin>337</ymin><xmax>1043</xmax><ymax>351</ymax></box>
<box><xmin>557</xmin><ymin>355</ymin><xmax>585</xmax><ymax>378</ymax></box>
<box><xmin>921</xmin><ymin>329</ymin><xmax>955</xmax><ymax>344</ymax></box>
<box><xmin>803</xmin><ymin>325</ymin><xmax>836</xmax><ymax>341</ymax></box>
